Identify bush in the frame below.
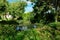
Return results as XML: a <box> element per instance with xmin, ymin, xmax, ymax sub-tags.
<box><xmin>48</xmin><ymin>22</ymin><xmax>60</xmax><ymax>30</ymax></box>
<box><xmin>48</xmin><ymin>22</ymin><xmax>56</xmax><ymax>29</ymax></box>
<box><xmin>15</xmin><ymin>29</ymin><xmax>53</xmax><ymax>40</ymax></box>
<box><xmin>48</xmin><ymin>22</ymin><xmax>60</xmax><ymax>40</ymax></box>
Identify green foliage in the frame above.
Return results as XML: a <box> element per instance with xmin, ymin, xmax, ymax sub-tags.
<box><xmin>8</xmin><ymin>1</ymin><xmax>27</xmax><ymax>16</ymax></box>
<box><xmin>0</xmin><ymin>24</ymin><xmax>16</xmax><ymax>35</ymax></box>
<box><xmin>0</xmin><ymin>0</ymin><xmax>60</xmax><ymax>40</ymax></box>
<box><xmin>15</xmin><ymin>29</ymin><xmax>53</xmax><ymax>40</ymax></box>
<box><xmin>0</xmin><ymin>0</ymin><xmax>27</xmax><ymax>21</ymax></box>
<box><xmin>0</xmin><ymin>0</ymin><xmax>8</xmax><ymax>13</ymax></box>
<box><xmin>23</xmin><ymin>12</ymin><xmax>34</xmax><ymax>21</ymax></box>
<box><xmin>0</xmin><ymin>22</ymin><xmax>60</xmax><ymax>40</ymax></box>
<box><xmin>48</xmin><ymin>22</ymin><xmax>60</xmax><ymax>40</ymax></box>
<box><xmin>48</xmin><ymin>22</ymin><xmax>60</xmax><ymax>30</ymax></box>
<box><xmin>30</xmin><ymin>0</ymin><xmax>57</xmax><ymax>24</ymax></box>
<box><xmin>55</xmin><ymin>30</ymin><xmax>60</xmax><ymax>40</ymax></box>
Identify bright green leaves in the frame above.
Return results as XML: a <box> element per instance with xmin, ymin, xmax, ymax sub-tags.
<box><xmin>23</xmin><ymin>12</ymin><xmax>34</xmax><ymax>21</ymax></box>
<box><xmin>15</xmin><ymin>29</ymin><xmax>53</xmax><ymax>40</ymax></box>
<box><xmin>0</xmin><ymin>0</ymin><xmax>27</xmax><ymax>21</ymax></box>
<box><xmin>8</xmin><ymin>1</ymin><xmax>27</xmax><ymax>16</ymax></box>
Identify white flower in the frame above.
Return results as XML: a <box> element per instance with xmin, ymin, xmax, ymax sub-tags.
<box><xmin>5</xmin><ymin>14</ymin><xmax>13</xmax><ymax>20</ymax></box>
<box><xmin>6</xmin><ymin>15</ymin><xmax>13</xmax><ymax>19</ymax></box>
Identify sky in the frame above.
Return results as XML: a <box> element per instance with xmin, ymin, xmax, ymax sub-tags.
<box><xmin>7</xmin><ymin>0</ymin><xmax>34</xmax><ymax>13</ymax></box>
<box><xmin>25</xmin><ymin>1</ymin><xmax>34</xmax><ymax>13</ymax></box>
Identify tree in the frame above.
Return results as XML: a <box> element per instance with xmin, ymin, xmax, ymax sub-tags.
<box><xmin>0</xmin><ymin>0</ymin><xmax>8</xmax><ymax>13</ymax></box>
<box><xmin>7</xmin><ymin>1</ymin><xmax>27</xmax><ymax>20</ymax></box>
<box><xmin>30</xmin><ymin>0</ymin><xmax>56</xmax><ymax>24</ymax></box>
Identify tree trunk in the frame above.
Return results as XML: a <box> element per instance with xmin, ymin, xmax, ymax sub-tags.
<box><xmin>55</xmin><ymin>12</ymin><xmax>58</xmax><ymax>22</ymax></box>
